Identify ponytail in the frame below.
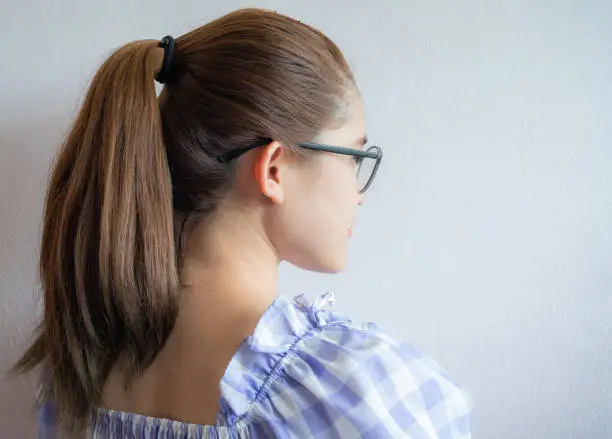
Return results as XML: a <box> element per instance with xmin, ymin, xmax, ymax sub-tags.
<box><xmin>13</xmin><ymin>39</ymin><xmax>179</xmax><ymax>434</ymax></box>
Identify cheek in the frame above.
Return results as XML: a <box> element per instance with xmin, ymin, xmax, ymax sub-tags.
<box><xmin>322</xmin><ymin>159</ymin><xmax>357</xmax><ymax>212</ymax></box>
<box><xmin>298</xmin><ymin>166</ymin><xmax>352</xmax><ymax>231</ymax></box>
<box><xmin>308</xmin><ymin>160</ymin><xmax>357</xmax><ymax>239</ymax></box>
<box><xmin>297</xmin><ymin>157</ymin><xmax>357</xmax><ymax>217</ymax></box>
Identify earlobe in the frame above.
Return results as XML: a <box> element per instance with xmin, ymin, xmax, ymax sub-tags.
<box><xmin>254</xmin><ymin>141</ymin><xmax>285</xmax><ymax>205</ymax></box>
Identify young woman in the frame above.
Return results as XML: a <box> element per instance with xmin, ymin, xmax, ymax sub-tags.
<box><xmin>15</xmin><ymin>8</ymin><xmax>471</xmax><ymax>438</ymax></box>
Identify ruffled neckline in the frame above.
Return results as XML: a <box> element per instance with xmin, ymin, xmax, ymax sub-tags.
<box><xmin>217</xmin><ymin>292</ymin><xmax>348</xmax><ymax>425</ymax></box>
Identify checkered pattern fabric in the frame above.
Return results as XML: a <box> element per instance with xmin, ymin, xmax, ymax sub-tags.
<box><xmin>38</xmin><ymin>293</ymin><xmax>471</xmax><ymax>438</ymax></box>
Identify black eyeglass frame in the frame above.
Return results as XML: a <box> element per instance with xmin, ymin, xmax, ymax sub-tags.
<box><xmin>217</xmin><ymin>138</ymin><xmax>383</xmax><ymax>193</ymax></box>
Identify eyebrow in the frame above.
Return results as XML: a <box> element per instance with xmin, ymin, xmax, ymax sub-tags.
<box><xmin>355</xmin><ymin>135</ymin><xmax>368</xmax><ymax>147</ymax></box>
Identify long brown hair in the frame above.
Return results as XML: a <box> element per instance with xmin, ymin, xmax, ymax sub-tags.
<box><xmin>12</xmin><ymin>7</ymin><xmax>354</xmax><ymax>436</ymax></box>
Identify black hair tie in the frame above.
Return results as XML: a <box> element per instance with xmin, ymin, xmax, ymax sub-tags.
<box><xmin>155</xmin><ymin>35</ymin><xmax>175</xmax><ymax>84</ymax></box>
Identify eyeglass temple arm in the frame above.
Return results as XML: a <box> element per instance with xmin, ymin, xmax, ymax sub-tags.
<box><xmin>297</xmin><ymin>142</ymin><xmax>380</xmax><ymax>159</ymax></box>
<box><xmin>217</xmin><ymin>138</ymin><xmax>274</xmax><ymax>163</ymax></box>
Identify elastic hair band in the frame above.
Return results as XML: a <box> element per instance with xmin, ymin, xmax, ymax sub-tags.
<box><xmin>155</xmin><ymin>35</ymin><xmax>175</xmax><ymax>84</ymax></box>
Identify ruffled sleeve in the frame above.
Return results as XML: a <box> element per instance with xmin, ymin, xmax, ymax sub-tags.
<box><xmin>257</xmin><ymin>293</ymin><xmax>472</xmax><ymax>438</ymax></box>
<box><xmin>217</xmin><ymin>293</ymin><xmax>332</xmax><ymax>425</ymax></box>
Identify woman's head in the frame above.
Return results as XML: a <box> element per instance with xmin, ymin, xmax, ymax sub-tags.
<box><xmin>14</xmin><ymin>8</ymin><xmax>367</xmax><ymax>434</ymax></box>
<box><xmin>162</xmin><ymin>9</ymin><xmax>365</xmax><ymax>273</ymax></box>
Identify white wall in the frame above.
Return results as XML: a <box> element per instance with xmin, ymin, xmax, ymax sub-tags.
<box><xmin>1</xmin><ymin>1</ymin><xmax>610</xmax><ymax>437</ymax></box>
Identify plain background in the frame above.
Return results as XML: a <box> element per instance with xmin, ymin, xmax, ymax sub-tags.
<box><xmin>1</xmin><ymin>1</ymin><xmax>611</xmax><ymax>437</ymax></box>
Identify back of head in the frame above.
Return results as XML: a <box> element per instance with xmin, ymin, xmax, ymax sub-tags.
<box><xmin>13</xmin><ymin>8</ymin><xmax>355</xmax><ymax>436</ymax></box>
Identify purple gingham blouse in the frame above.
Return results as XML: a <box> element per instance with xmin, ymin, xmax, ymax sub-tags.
<box><xmin>38</xmin><ymin>292</ymin><xmax>472</xmax><ymax>438</ymax></box>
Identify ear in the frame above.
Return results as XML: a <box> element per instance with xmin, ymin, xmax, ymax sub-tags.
<box><xmin>254</xmin><ymin>140</ymin><xmax>286</xmax><ymax>204</ymax></box>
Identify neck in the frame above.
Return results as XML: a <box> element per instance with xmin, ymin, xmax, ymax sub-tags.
<box><xmin>176</xmin><ymin>204</ymin><xmax>280</xmax><ymax>338</ymax></box>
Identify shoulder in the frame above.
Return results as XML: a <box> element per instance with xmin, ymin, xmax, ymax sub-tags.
<box><xmin>283</xmin><ymin>321</ymin><xmax>471</xmax><ymax>438</ymax></box>
<box><xmin>222</xmin><ymin>293</ymin><xmax>472</xmax><ymax>438</ymax></box>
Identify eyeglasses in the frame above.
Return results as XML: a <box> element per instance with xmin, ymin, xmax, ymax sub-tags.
<box><xmin>217</xmin><ymin>138</ymin><xmax>383</xmax><ymax>194</ymax></box>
